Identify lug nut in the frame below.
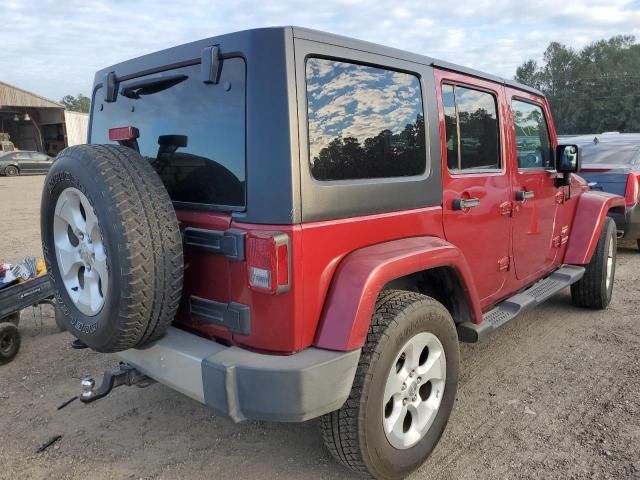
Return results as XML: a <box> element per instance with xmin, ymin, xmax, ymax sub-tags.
<box><xmin>417</xmin><ymin>377</ymin><xmax>422</xmax><ymax>383</ymax></box>
<box><xmin>401</xmin><ymin>383</ymin><xmax>406</xmax><ymax>391</ymax></box>
<box><xmin>402</xmin><ymin>399</ymin><xmax>408</xmax><ymax>406</ymax></box>
<box><xmin>409</xmin><ymin>370</ymin><xmax>415</xmax><ymax>378</ymax></box>
<box><xmin>412</xmin><ymin>396</ymin><xmax>417</xmax><ymax>402</ymax></box>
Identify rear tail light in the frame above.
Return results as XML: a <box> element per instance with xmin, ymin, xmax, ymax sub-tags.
<box><xmin>108</xmin><ymin>126</ymin><xmax>139</xmax><ymax>142</ymax></box>
<box><xmin>624</xmin><ymin>173</ymin><xmax>640</xmax><ymax>207</ymax></box>
<box><xmin>247</xmin><ymin>232</ymin><xmax>290</xmax><ymax>294</ymax></box>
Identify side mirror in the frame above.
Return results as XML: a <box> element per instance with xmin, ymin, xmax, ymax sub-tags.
<box><xmin>556</xmin><ymin>144</ymin><xmax>581</xmax><ymax>173</ymax></box>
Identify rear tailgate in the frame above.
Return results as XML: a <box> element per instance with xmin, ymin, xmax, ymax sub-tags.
<box><xmin>90</xmin><ymin>57</ymin><xmax>247</xmax><ymax>344</ymax></box>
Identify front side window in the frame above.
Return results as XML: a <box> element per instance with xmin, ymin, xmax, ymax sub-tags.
<box><xmin>306</xmin><ymin>58</ymin><xmax>426</xmax><ymax>181</ymax></box>
<box><xmin>442</xmin><ymin>84</ymin><xmax>500</xmax><ymax>172</ymax></box>
<box><xmin>512</xmin><ymin>100</ymin><xmax>553</xmax><ymax>169</ymax></box>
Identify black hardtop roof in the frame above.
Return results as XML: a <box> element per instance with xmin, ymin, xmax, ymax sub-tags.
<box><xmin>93</xmin><ymin>26</ymin><xmax>542</xmax><ymax>97</ymax></box>
<box><xmin>292</xmin><ymin>27</ymin><xmax>542</xmax><ymax>96</ymax></box>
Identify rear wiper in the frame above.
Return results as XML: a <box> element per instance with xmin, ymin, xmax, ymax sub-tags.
<box><xmin>120</xmin><ymin>74</ymin><xmax>188</xmax><ymax>99</ymax></box>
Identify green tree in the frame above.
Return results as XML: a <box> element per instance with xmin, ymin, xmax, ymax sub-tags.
<box><xmin>60</xmin><ymin>93</ymin><xmax>90</xmax><ymax>113</ymax></box>
<box><xmin>515</xmin><ymin>36</ymin><xmax>640</xmax><ymax>134</ymax></box>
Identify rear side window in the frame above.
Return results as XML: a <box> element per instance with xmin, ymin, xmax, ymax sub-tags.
<box><xmin>305</xmin><ymin>58</ymin><xmax>426</xmax><ymax>181</ymax></box>
<box><xmin>442</xmin><ymin>84</ymin><xmax>500</xmax><ymax>172</ymax></box>
<box><xmin>91</xmin><ymin>59</ymin><xmax>246</xmax><ymax>209</ymax></box>
<box><xmin>512</xmin><ymin>100</ymin><xmax>553</xmax><ymax>169</ymax></box>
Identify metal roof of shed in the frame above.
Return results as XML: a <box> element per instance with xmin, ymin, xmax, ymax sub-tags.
<box><xmin>0</xmin><ymin>81</ymin><xmax>64</xmax><ymax>109</ymax></box>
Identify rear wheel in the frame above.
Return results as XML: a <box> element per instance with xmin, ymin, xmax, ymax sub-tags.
<box><xmin>571</xmin><ymin>217</ymin><xmax>617</xmax><ymax>309</ymax></box>
<box><xmin>320</xmin><ymin>290</ymin><xmax>459</xmax><ymax>479</ymax></box>
<box><xmin>41</xmin><ymin>145</ymin><xmax>183</xmax><ymax>352</ymax></box>
<box><xmin>5</xmin><ymin>165</ymin><xmax>19</xmax><ymax>176</ymax></box>
<box><xmin>0</xmin><ymin>322</ymin><xmax>20</xmax><ymax>364</ymax></box>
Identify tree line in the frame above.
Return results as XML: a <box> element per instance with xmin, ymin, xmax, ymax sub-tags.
<box><xmin>311</xmin><ymin>114</ymin><xmax>426</xmax><ymax>180</ymax></box>
<box><xmin>515</xmin><ymin>35</ymin><xmax>640</xmax><ymax>135</ymax></box>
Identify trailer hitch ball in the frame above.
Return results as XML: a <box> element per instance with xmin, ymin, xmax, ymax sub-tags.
<box><xmin>78</xmin><ymin>364</ymin><xmax>154</xmax><ymax>404</ymax></box>
<box><xmin>80</xmin><ymin>377</ymin><xmax>96</xmax><ymax>400</ymax></box>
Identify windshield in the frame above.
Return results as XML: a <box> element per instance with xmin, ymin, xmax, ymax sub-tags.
<box><xmin>91</xmin><ymin>58</ymin><xmax>246</xmax><ymax>209</ymax></box>
<box><xmin>581</xmin><ymin>141</ymin><xmax>640</xmax><ymax>167</ymax></box>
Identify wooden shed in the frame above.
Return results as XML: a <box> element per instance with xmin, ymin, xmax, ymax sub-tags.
<box><xmin>0</xmin><ymin>81</ymin><xmax>85</xmax><ymax>155</ymax></box>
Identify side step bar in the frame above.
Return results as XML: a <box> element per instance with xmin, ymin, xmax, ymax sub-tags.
<box><xmin>458</xmin><ymin>265</ymin><xmax>585</xmax><ymax>342</ymax></box>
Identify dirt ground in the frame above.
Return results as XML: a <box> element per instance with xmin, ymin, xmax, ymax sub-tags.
<box><xmin>0</xmin><ymin>175</ymin><xmax>639</xmax><ymax>480</ymax></box>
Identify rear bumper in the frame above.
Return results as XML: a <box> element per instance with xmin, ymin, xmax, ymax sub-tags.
<box><xmin>116</xmin><ymin>327</ymin><xmax>360</xmax><ymax>423</ymax></box>
<box><xmin>609</xmin><ymin>204</ymin><xmax>640</xmax><ymax>240</ymax></box>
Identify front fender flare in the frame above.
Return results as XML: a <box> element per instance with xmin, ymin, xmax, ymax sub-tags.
<box><xmin>313</xmin><ymin>236</ymin><xmax>482</xmax><ymax>351</ymax></box>
<box><xmin>564</xmin><ymin>191</ymin><xmax>625</xmax><ymax>265</ymax></box>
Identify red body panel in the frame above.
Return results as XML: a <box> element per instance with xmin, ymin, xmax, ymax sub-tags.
<box><xmin>314</xmin><ymin>236</ymin><xmax>482</xmax><ymax>351</ymax></box>
<box><xmin>171</xmin><ymin>70</ymin><xmax>624</xmax><ymax>355</ymax></box>
<box><xmin>564</xmin><ymin>191</ymin><xmax>626</xmax><ymax>264</ymax></box>
<box><xmin>505</xmin><ymin>87</ymin><xmax>560</xmax><ymax>283</ymax></box>
<box><xmin>434</xmin><ymin>71</ymin><xmax>512</xmax><ymax>304</ymax></box>
<box><xmin>175</xmin><ymin>207</ymin><xmax>444</xmax><ymax>354</ymax></box>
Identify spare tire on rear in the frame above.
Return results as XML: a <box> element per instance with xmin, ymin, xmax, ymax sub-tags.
<box><xmin>41</xmin><ymin>144</ymin><xmax>183</xmax><ymax>352</ymax></box>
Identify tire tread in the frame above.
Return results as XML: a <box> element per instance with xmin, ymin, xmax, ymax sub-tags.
<box><xmin>320</xmin><ymin>290</ymin><xmax>448</xmax><ymax>475</ymax></box>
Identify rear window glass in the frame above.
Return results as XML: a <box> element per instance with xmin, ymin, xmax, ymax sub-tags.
<box><xmin>91</xmin><ymin>58</ymin><xmax>246</xmax><ymax>209</ymax></box>
<box><xmin>305</xmin><ymin>58</ymin><xmax>426</xmax><ymax>181</ymax></box>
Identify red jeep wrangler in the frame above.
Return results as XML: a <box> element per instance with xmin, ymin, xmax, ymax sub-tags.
<box><xmin>41</xmin><ymin>27</ymin><xmax>625</xmax><ymax>479</ymax></box>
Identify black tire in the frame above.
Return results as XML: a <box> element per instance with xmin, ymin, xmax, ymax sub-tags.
<box><xmin>0</xmin><ymin>322</ymin><xmax>20</xmax><ymax>364</ymax></box>
<box><xmin>41</xmin><ymin>144</ymin><xmax>183</xmax><ymax>352</ymax></box>
<box><xmin>571</xmin><ymin>217</ymin><xmax>617</xmax><ymax>310</ymax></box>
<box><xmin>320</xmin><ymin>290</ymin><xmax>459</xmax><ymax>480</ymax></box>
<box><xmin>0</xmin><ymin>312</ymin><xmax>20</xmax><ymax>326</ymax></box>
<box><xmin>5</xmin><ymin>165</ymin><xmax>19</xmax><ymax>176</ymax></box>
<box><xmin>636</xmin><ymin>238</ymin><xmax>640</xmax><ymax>251</ymax></box>
<box><xmin>54</xmin><ymin>305</ymin><xmax>66</xmax><ymax>332</ymax></box>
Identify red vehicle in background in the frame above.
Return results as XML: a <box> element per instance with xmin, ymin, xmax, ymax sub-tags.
<box><xmin>41</xmin><ymin>28</ymin><xmax>624</xmax><ymax>479</ymax></box>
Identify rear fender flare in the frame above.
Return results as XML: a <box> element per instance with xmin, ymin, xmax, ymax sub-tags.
<box><xmin>313</xmin><ymin>236</ymin><xmax>482</xmax><ymax>351</ymax></box>
<box><xmin>564</xmin><ymin>191</ymin><xmax>625</xmax><ymax>265</ymax></box>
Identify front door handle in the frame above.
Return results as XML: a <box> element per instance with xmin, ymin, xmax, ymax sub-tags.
<box><xmin>515</xmin><ymin>190</ymin><xmax>535</xmax><ymax>201</ymax></box>
<box><xmin>452</xmin><ymin>197</ymin><xmax>480</xmax><ymax>210</ymax></box>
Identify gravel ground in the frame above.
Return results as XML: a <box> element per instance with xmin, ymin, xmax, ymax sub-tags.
<box><xmin>0</xmin><ymin>175</ymin><xmax>639</xmax><ymax>480</ymax></box>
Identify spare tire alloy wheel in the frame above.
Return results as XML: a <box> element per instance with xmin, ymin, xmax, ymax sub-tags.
<box><xmin>53</xmin><ymin>187</ymin><xmax>108</xmax><ymax>316</ymax></box>
<box><xmin>41</xmin><ymin>144</ymin><xmax>183</xmax><ymax>353</ymax></box>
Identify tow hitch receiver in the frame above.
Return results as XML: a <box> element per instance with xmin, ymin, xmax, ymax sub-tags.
<box><xmin>80</xmin><ymin>363</ymin><xmax>155</xmax><ymax>403</ymax></box>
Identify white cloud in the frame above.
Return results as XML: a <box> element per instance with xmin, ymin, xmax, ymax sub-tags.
<box><xmin>0</xmin><ymin>0</ymin><xmax>639</xmax><ymax>102</ymax></box>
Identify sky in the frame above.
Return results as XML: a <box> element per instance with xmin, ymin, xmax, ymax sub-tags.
<box><xmin>2</xmin><ymin>0</ymin><xmax>640</xmax><ymax>102</ymax></box>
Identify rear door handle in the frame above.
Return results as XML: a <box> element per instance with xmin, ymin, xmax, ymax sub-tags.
<box><xmin>515</xmin><ymin>190</ymin><xmax>535</xmax><ymax>201</ymax></box>
<box><xmin>452</xmin><ymin>198</ymin><xmax>480</xmax><ymax>210</ymax></box>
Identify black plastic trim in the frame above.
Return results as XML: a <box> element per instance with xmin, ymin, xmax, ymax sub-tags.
<box><xmin>201</xmin><ymin>45</ymin><xmax>221</xmax><ymax>84</ymax></box>
<box><xmin>183</xmin><ymin>227</ymin><xmax>246</xmax><ymax>261</ymax></box>
<box><xmin>190</xmin><ymin>296</ymin><xmax>251</xmax><ymax>335</ymax></box>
